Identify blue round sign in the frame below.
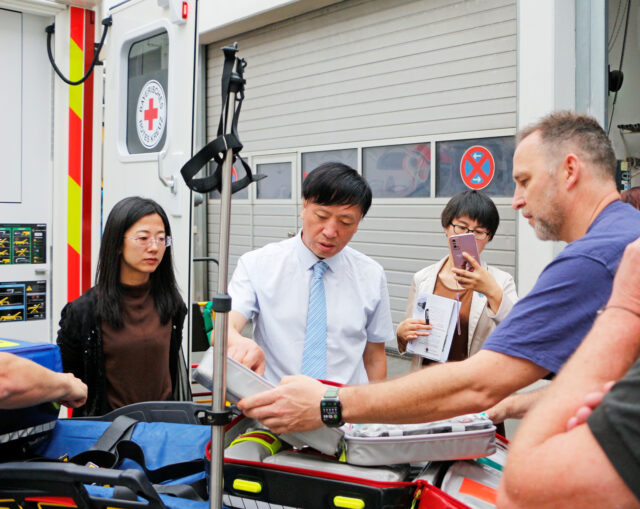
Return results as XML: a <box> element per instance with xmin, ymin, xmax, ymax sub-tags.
<box><xmin>460</xmin><ymin>145</ymin><xmax>495</xmax><ymax>190</ymax></box>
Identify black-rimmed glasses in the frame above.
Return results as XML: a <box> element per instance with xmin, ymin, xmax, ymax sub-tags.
<box><xmin>450</xmin><ymin>223</ymin><xmax>490</xmax><ymax>240</ymax></box>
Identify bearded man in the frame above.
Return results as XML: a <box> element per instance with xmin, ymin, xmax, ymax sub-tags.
<box><xmin>239</xmin><ymin>111</ymin><xmax>640</xmax><ymax>437</ymax></box>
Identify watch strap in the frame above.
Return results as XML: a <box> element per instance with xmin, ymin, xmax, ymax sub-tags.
<box><xmin>324</xmin><ymin>387</ymin><xmax>339</xmax><ymax>399</ymax></box>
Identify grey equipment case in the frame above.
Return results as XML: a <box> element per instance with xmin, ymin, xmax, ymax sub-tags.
<box><xmin>194</xmin><ymin>349</ymin><xmax>496</xmax><ymax>466</ymax></box>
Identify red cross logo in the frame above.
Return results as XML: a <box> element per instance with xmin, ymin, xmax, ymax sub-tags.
<box><xmin>144</xmin><ymin>98</ymin><xmax>159</xmax><ymax>131</ymax></box>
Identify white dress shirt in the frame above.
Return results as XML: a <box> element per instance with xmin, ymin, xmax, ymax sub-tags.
<box><xmin>229</xmin><ymin>232</ymin><xmax>393</xmax><ymax>384</ymax></box>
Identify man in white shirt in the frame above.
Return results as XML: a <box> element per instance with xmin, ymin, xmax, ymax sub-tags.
<box><xmin>227</xmin><ymin>162</ymin><xmax>392</xmax><ymax>384</ymax></box>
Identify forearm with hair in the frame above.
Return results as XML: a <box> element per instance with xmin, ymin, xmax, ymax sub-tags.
<box><xmin>0</xmin><ymin>353</ymin><xmax>72</xmax><ymax>409</ymax></box>
<box><xmin>502</xmin><ymin>309</ymin><xmax>640</xmax><ymax>500</ymax></box>
<box><xmin>340</xmin><ymin>350</ymin><xmax>546</xmax><ymax>424</ymax></box>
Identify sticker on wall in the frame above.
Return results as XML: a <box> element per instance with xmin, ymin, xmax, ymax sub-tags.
<box><xmin>0</xmin><ymin>281</ymin><xmax>46</xmax><ymax>322</ymax></box>
<box><xmin>136</xmin><ymin>80</ymin><xmax>167</xmax><ymax>149</ymax></box>
<box><xmin>0</xmin><ymin>224</ymin><xmax>46</xmax><ymax>264</ymax></box>
<box><xmin>460</xmin><ymin>146</ymin><xmax>495</xmax><ymax>190</ymax></box>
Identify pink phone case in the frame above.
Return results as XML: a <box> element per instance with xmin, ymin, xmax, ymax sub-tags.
<box><xmin>449</xmin><ymin>233</ymin><xmax>480</xmax><ymax>271</ymax></box>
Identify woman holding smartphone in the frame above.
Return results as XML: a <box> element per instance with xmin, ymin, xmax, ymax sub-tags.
<box><xmin>397</xmin><ymin>190</ymin><xmax>518</xmax><ymax>364</ymax></box>
<box><xmin>57</xmin><ymin>196</ymin><xmax>190</xmax><ymax>417</ymax></box>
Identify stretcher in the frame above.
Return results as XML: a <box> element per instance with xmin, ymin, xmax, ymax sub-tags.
<box><xmin>0</xmin><ymin>401</ymin><xmax>216</xmax><ymax>509</ymax></box>
<box><xmin>0</xmin><ymin>396</ymin><xmax>506</xmax><ymax>509</ymax></box>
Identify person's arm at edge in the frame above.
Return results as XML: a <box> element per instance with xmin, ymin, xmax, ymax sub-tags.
<box><xmin>498</xmin><ymin>313</ymin><xmax>640</xmax><ymax>508</ymax></box>
<box><xmin>340</xmin><ymin>350</ymin><xmax>546</xmax><ymax>424</ymax></box>
<box><xmin>363</xmin><ymin>341</ymin><xmax>387</xmax><ymax>381</ymax></box>
<box><xmin>500</xmin><ymin>423</ymin><xmax>637</xmax><ymax>508</ymax></box>
<box><xmin>486</xmin><ymin>385</ymin><xmax>549</xmax><ymax>423</ymax></box>
<box><xmin>226</xmin><ymin>310</ymin><xmax>265</xmax><ymax>375</ymax></box>
<box><xmin>499</xmin><ymin>238</ymin><xmax>640</xmax><ymax>507</ymax></box>
<box><xmin>0</xmin><ymin>353</ymin><xmax>87</xmax><ymax>409</ymax></box>
<box><xmin>239</xmin><ymin>349</ymin><xmax>547</xmax><ymax>432</ymax></box>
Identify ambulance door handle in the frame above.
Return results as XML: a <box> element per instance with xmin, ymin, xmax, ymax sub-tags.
<box><xmin>157</xmin><ymin>149</ymin><xmax>180</xmax><ymax>194</ymax></box>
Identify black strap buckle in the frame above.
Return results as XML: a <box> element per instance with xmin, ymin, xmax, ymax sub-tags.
<box><xmin>181</xmin><ymin>43</ymin><xmax>265</xmax><ymax>194</ymax></box>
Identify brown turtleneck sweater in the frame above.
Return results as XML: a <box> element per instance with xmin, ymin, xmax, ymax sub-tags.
<box><xmin>101</xmin><ymin>280</ymin><xmax>172</xmax><ymax>411</ymax></box>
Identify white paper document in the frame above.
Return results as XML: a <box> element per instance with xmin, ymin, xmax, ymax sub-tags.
<box><xmin>406</xmin><ymin>292</ymin><xmax>460</xmax><ymax>362</ymax></box>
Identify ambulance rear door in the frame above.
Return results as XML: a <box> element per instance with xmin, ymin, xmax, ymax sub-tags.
<box><xmin>101</xmin><ymin>0</ymin><xmax>197</xmax><ymax>358</ymax></box>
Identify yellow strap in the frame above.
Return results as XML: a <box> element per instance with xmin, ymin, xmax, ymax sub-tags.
<box><xmin>338</xmin><ymin>440</ymin><xmax>347</xmax><ymax>462</ymax></box>
<box><xmin>410</xmin><ymin>487</ymin><xmax>422</xmax><ymax>508</ymax></box>
<box><xmin>229</xmin><ymin>432</ymin><xmax>282</xmax><ymax>456</ymax></box>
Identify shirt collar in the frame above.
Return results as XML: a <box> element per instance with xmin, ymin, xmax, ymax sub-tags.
<box><xmin>295</xmin><ymin>230</ymin><xmax>342</xmax><ymax>273</ymax></box>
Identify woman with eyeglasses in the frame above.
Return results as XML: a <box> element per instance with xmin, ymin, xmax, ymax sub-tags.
<box><xmin>397</xmin><ymin>190</ymin><xmax>518</xmax><ymax>368</ymax></box>
<box><xmin>57</xmin><ymin>196</ymin><xmax>190</xmax><ymax>416</ymax></box>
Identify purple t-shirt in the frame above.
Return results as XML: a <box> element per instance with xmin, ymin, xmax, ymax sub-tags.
<box><xmin>482</xmin><ymin>201</ymin><xmax>640</xmax><ymax>374</ymax></box>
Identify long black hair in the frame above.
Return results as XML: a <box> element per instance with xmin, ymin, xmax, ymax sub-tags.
<box><xmin>95</xmin><ymin>196</ymin><xmax>183</xmax><ymax>328</ymax></box>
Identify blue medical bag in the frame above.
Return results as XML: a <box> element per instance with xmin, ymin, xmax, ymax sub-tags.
<box><xmin>0</xmin><ymin>404</ymin><xmax>217</xmax><ymax>508</ymax></box>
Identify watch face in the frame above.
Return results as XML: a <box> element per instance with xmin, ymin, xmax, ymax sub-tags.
<box><xmin>321</xmin><ymin>399</ymin><xmax>343</xmax><ymax>426</ymax></box>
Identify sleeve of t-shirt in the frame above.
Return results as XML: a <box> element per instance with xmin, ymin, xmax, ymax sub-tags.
<box><xmin>482</xmin><ymin>254</ymin><xmax>613</xmax><ymax>374</ymax></box>
<box><xmin>227</xmin><ymin>255</ymin><xmax>259</xmax><ymax>321</ymax></box>
<box><xmin>365</xmin><ymin>269</ymin><xmax>395</xmax><ymax>344</ymax></box>
<box><xmin>587</xmin><ymin>358</ymin><xmax>640</xmax><ymax>502</ymax></box>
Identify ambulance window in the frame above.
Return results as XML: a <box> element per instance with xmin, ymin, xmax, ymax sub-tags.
<box><xmin>435</xmin><ymin>136</ymin><xmax>516</xmax><ymax>197</ymax></box>
<box><xmin>256</xmin><ymin>162</ymin><xmax>292</xmax><ymax>199</ymax></box>
<box><xmin>126</xmin><ymin>32</ymin><xmax>169</xmax><ymax>154</ymax></box>
<box><xmin>363</xmin><ymin>143</ymin><xmax>430</xmax><ymax>198</ymax></box>
<box><xmin>301</xmin><ymin>149</ymin><xmax>357</xmax><ymax>181</ymax></box>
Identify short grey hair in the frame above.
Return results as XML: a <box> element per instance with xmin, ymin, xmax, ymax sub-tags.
<box><xmin>516</xmin><ymin>111</ymin><xmax>616</xmax><ymax>180</ymax></box>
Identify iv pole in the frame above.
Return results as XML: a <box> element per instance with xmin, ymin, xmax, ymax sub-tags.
<box><xmin>180</xmin><ymin>42</ymin><xmax>264</xmax><ymax>509</ymax></box>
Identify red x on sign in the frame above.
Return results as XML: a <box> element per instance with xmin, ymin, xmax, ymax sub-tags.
<box><xmin>460</xmin><ymin>146</ymin><xmax>495</xmax><ymax>190</ymax></box>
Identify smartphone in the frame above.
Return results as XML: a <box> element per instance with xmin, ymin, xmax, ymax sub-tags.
<box><xmin>448</xmin><ymin>233</ymin><xmax>481</xmax><ymax>271</ymax></box>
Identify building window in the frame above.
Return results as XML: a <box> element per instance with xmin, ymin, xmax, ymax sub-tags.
<box><xmin>301</xmin><ymin>149</ymin><xmax>357</xmax><ymax>180</ymax></box>
<box><xmin>435</xmin><ymin>136</ymin><xmax>515</xmax><ymax>197</ymax></box>
<box><xmin>363</xmin><ymin>143</ymin><xmax>430</xmax><ymax>198</ymax></box>
<box><xmin>207</xmin><ymin>161</ymin><xmax>249</xmax><ymax>200</ymax></box>
<box><xmin>126</xmin><ymin>32</ymin><xmax>169</xmax><ymax>154</ymax></box>
<box><xmin>256</xmin><ymin>162</ymin><xmax>292</xmax><ymax>199</ymax></box>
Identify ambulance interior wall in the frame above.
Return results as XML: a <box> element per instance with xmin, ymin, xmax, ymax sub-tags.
<box><xmin>204</xmin><ymin>0</ymin><xmax>518</xmax><ymax>350</ymax></box>
<box><xmin>0</xmin><ymin>8</ymin><xmax>54</xmax><ymax>343</ymax></box>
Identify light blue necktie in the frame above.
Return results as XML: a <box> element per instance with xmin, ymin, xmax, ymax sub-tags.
<box><xmin>301</xmin><ymin>261</ymin><xmax>329</xmax><ymax>379</ymax></box>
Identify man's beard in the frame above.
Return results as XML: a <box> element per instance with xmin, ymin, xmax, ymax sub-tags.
<box><xmin>528</xmin><ymin>186</ymin><xmax>564</xmax><ymax>241</ymax></box>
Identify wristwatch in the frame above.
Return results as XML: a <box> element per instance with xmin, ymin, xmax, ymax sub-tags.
<box><xmin>320</xmin><ymin>387</ymin><xmax>344</xmax><ymax>427</ymax></box>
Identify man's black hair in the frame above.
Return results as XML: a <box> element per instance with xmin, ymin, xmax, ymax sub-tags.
<box><xmin>302</xmin><ymin>162</ymin><xmax>372</xmax><ymax>217</ymax></box>
<box><xmin>95</xmin><ymin>196</ymin><xmax>183</xmax><ymax>328</ymax></box>
<box><xmin>440</xmin><ymin>190</ymin><xmax>500</xmax><ymax>239</ymax></box>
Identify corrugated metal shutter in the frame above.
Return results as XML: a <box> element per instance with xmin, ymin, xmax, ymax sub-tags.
<box><xmin>207</xmin><ymin>0</ymin><xmax>517</xmax><ymax>333</ymax></box>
